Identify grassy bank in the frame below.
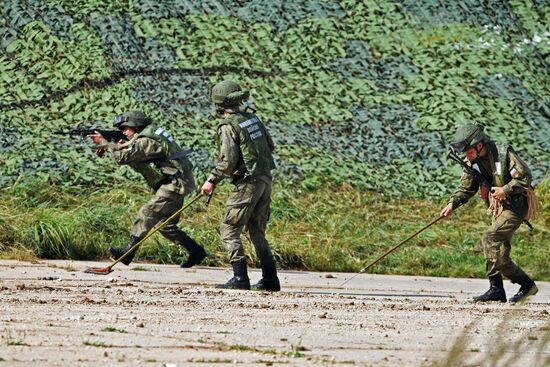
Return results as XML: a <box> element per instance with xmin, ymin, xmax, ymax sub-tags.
<box><xmin>1</xmin><ymin>178</ymin><xmax>548</xmax><ymax>280</ymax></box>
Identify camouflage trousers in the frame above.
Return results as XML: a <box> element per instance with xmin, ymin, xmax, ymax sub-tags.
<box><xmin>219</xmin><ymin>175</ymin><xmax>276</xmax><ymax>268</ymax></box>
<box><xmin>482</xmin><ymin>209</ymin><xmax>529</xmax><ymax>282</ymax></box>
<box><xmin>131</xmin><ymin>178</ymin><xmax>194</xmax><ymax>244</ymax></box>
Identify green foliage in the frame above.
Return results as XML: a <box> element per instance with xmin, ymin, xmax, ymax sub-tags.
<box><xmin>432</xmin><ymin>313</ymin><xmax>550</xmax><ymax>367</ymax></box>
<box><xmin>1</xmin><ymin>0</ymin><xmax>548</xmax><ymax>195</ymax></box>
<box><xmin>0</xmin><ymin>0</ymin><xmax>548</xmax><ymax>275</ymax></box>
<box><xmin>5</xmin><ymin>20</ymin><xmax>108</xmax><ymax>92</ymax></box>
<box><xmin>2</xmin><ymin>178</ymin><xmax>548</xmax><ymax>280</ymax></box>
<box><xmin>101</xmin><ymin>326</ymin><xmax>127</xmax><ymax>333</ymax></box>
<box><xmin>82</xmin><ymin>341</ymin><xmax>112</xmax><ymax>348</ymax></box>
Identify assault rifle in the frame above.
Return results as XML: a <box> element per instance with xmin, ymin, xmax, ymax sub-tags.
<box><xmin>447</xmin><ymin>147</ymin><xmax>533</xmax><ymax>230</ymax></box>
<box><xmin>54</xmin><ymin>126</ymin><xmax>126</xmax><ymax>142</ymax></box>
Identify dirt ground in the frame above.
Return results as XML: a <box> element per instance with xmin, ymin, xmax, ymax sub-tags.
<box><xmin>0</xmin><ymin>260</ymin><xmax>548</xmax><ymax>366</ymax></box>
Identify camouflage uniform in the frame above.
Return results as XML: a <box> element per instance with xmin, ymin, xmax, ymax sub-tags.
<box><xmin>100</xmin><ymin>111</ymin><xmax>206</xmax><ymax>267</ymax></box>
<box><xmin>447</xmin><ymin>124</ymin><xmax>538</xmax><ymax>303</ymax></box>
<box><xmin>205</xmin><ymin>80</ymin><xmax>280</xmax><ymax>291</ymax></box>
<box><xmin>449</xmin><ymin>142</ymin><xmax>531</xmax><ymax>281</ymax></box>
<box><xmin>208</xmin><ymin>111</ymin><xmax>276</xmax><ymax>264</ymax></box>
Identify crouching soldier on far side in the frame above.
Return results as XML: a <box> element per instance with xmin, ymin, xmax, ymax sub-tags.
<box><xmin>89</xmin><ymin>110</ymin><xmax>207</xmax><ymax>268</ymax></box>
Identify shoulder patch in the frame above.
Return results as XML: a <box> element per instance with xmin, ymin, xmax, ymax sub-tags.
<box><xmin>510</xmin><ymin>167</ymin><xmax>522</xmax><ymax>179</ymax></box>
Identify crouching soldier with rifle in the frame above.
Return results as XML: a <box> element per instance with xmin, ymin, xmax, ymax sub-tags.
<box><xmin>200</xmin><ymin>80</ymin><xmax>280</xmax><ymax>291</ymax></box>
<box><xmin>89</xmin><ymin>110</ymin><xmax>207</xmax><ymax>268</ymax></box>
<box><xmin>441</xmin><ymin>124</ymin><xmax>539</xmax><ymax>303</ymax></box>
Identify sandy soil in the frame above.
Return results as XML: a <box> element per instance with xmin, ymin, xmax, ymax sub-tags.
<box><xmin>0</xmin><ymin>259</ymin><xmax>548</xmax><ymax>366</ymax></box>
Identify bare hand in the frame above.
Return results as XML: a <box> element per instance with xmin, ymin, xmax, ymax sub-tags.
<box><xmin>440</xmin><ymin>203</ymin><xmax>454</xmax><ymax>218</ymax></box>
<box><xmin>490</xmin><ymin>186</ymin><xmax>506</xmax><ymax>202</ymax></box>
<box><xmin>201</xmin><ymin>181</ymin><xmax>215</xmax><ymax>195</ymax></box>
<box><xmin>88</xmin><ymin>131</ymin><xmax>105</xmax><ymax>145</ymax></box>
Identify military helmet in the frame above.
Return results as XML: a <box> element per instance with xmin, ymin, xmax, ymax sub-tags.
<box><xmin>114</xmin><ymin>110</ymin><xmax>151</xmax><ymax>129</ymax></box>
<box><xmin>210</xmin><ymin>80</ymin><xmax>250</xmax><ymax>108</ymax></box>
<box><xmin>451</xmin><ymin>124</ymin><xmax>488</xmax><ymax>153</ymax></box>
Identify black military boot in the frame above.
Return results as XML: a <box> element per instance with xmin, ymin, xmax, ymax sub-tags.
<box><xmin>509</xmin><ymin>275</ymin><xmax>538</xmax><ymax>303</ymax></box>
<box><xmin>251</xmin><ymin>264</ymin><xmax>281</xmax><ymax>292</ymax></box>
<box><xmin>108</xmin><ymin>235</ymin><xmax>141</xmax><ymax>266</ymax></box>
<box><xmin>216</xmin><ymin>259</ymin><xmax>250</xmax><ymax>290</ymax></box>
<box><xmin>473</xmin><ymin>274</ymin><xmax>507</xmax><ymax>302</ymax></box>
<box><xmin>178</xmin><ymin>233</ymin><xmax>207</xmax><ymax>268</ymax></box>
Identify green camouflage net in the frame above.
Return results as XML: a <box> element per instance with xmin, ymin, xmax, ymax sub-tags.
<box><xmin>129</xmin><ymin>74</ymin><xmax>214</xmax><ymax>117</ymax></box>
<box><xmin>89</xmin><ymin>16</ymin><xmax>178</xmax><ymax>70</ymax></box>
<box><xmin>1</xmin><ymin>0</ymin><xmax>73</xmax><ymax>40</ymax></box>
<box><xmin>237</xmin><ymin>0</ymin><xmax>346</xmax><ymax>31</ymax></box>
<box><xmin>400</xmin><ymin>0</ymin><xmax>515</xmax><ymax>27</ymax></box>
<box><xmin>330</xmin><ymin>40</ymin><xmax>418</xmax><ymax>90</ymax></box>
<box><xmin>474</xmin><ymin>74</ymin><xmax>550</xmax><ymax>169</ymax></box>
<box><xmin>134</xmin><ymin>0</ymin><xmax>246</xmax><ymax>18</ymax></box>
<box><xmin>0</xmin><ymin>0</ymin><xmax>548</xmax><ymax>197</ymax></box>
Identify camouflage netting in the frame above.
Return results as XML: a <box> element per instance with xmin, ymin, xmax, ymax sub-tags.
<box><xmin>0</xmin><ymin>0</ymin><xmax>549</xmax><ymax>197</ymax></box>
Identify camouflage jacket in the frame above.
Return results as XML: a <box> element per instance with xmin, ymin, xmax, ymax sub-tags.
<box><xmin>449</xmin><ymin>142</ymin><xmax>532</xmax><ymax>211</ymax></box>
<box><xmin>207</xmin><ymin>111</ymin><xmax>275</xmax><ymax>185</ymax></box>
<box><xmin>103</xmin><ymin>135</ymin><xmax>195</xmax><ymax>195</ymax></box>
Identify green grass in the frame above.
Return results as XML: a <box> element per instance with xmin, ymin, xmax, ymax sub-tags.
<box><xmin>229</xmin><ymin>344</ymin><xmax>255</xmax><ymax>351</ymax></box>
<box><xmin>0</xmin><ymin>177</ymin><xmax>548</xmax><ymax>280</ymax></box>
<box><xmin>227</xmin><ymin>343</ymin><xmax>277</xmax><ymax>355</ymax></box>
<box><xmin>131</xmin><ymin>266</ymin><xmax>150</xmax><ymax>271</ymax></box>
<box><xmin>7</xmin><ymin>340</ymin><xmax>29</xmax><ymax>346</ymax></box>
<box><xmin>82</xmin><ymin>341</ymin><xmax>112</xmax><ymax>348</ymax></box>
<box><xmin>188</xmin><ymin>358</ymin><xmax>233</xmax><ymax>363</ymax></box>
<box><xmin>287</xmin><ymin>339</ymin><xmax>306</xmax><ymax>358</ymax></box>
<box><xmin>432</xmin><ymin>313</ymin><xmax>550</xmax><ymax>367</ymax></box>
<box><xmin>100</xmin><ymin>326</ymin><xmax>127</xmax><ymax>333</ymax></box>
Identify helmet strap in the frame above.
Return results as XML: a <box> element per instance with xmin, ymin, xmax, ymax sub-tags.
<box><xmin>473</xmin><ymin>142</ymin><xmax>485</xmax><ymax>159</ymax></box>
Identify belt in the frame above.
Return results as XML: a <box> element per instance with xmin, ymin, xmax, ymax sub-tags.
<box><xmin>153</xmin><ymin>171</ymin><xmax>182</xmax><ymax>191</ymax></box>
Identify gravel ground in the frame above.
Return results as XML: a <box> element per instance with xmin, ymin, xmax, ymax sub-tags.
<box><xmin>0</xmin><ymin>260</ymin><xmax>548</xmax><ymax>366</ymax></box>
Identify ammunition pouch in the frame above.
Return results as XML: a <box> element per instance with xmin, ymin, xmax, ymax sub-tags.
<box><xmin>230</xmin><ymin>170</ymin><xmax>249</xmax><ymax>185</ymax></box>
<box><xmin>153</xmin><ymin>171</ymin><xmax>182</xmax><ymax>191</ymax></box>
<box><xmin>509</xmin><ymin>193</ymin><xmax>528</xmax><ymax>217</ymax></box>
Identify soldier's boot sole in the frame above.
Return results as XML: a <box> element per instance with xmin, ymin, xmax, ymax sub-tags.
<box><xmin>509</xmin><ymin>284</ymin><xmax>538</xmax><ymax>303</ymax></box>
<box><xmin>251</xmin><ymin>278</ymin><xmax>281</xmax><ymax>292</ymax></box>
<box><xmin>473</xmin><ymin>290</ymin><xmax>507</xmax><ymax>303</ymax></box>
<box><xmin>180</xmin><ymin>248</ymin><xmax>207</xmax><ymax>268</ymax></box>
<box><xmin>216</xmin><ymin>277</ymin><xmax>251</xmax><ymax>290</ymax></box>
<box><xmin>108</xmin><ymin>246</ymin><xmax>136</xmax><ymax>266</ymax></box>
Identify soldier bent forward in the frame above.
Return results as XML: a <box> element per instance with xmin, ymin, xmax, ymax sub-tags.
<box><xmin>90</xmin><ymin>110</ymin><xmax>207</xmax><ymax>268</ymax></box>
<box><xmin>440</xmin><ymin>124</ymin><xmax>538</xmax><ymax>303</ymax></box>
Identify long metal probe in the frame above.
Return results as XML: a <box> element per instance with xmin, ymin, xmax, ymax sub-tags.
<box><xmin>339</xmin><ymin>215</ymin><xmax>444</xmax><ymax>287</ymax></box>
<box><xmin>84</xmin><ymin>193</ymin><xmax>204</xmax><ymax>274</ymax></box>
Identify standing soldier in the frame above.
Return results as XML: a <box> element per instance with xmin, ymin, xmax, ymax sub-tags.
<box><xmin>89</xmin><ymin>110</ymin><xmax>207</xmax><ymax>268</ymax></box>
<box><xmin>440</xmin><ymin>124</ymin><xmax>538</xmax><ymax>303</ymax></box>
<box><xmin>200</xmin><ymin>80</ymin><xmax>280</xmax><ymax>291</ymax></box>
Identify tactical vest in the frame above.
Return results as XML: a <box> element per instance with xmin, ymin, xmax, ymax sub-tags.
<box><xmin>470</xmin><ymin>143</ymin><xmax>510</xmax><ymax>187</ymax></box>
<box><xmin>471</xmin><ymin>142</ymin><xmax>528</xmax><ymax>211</ymax></box>
<box><xmin>216</xmin><ymin>112</ymin><xmax>275</xmax><ymax>179</ymax></box>
<box><xmin>132</xmin><ymin>124</ymin><xmax>193</xmax><ymax>189</ymax></box>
